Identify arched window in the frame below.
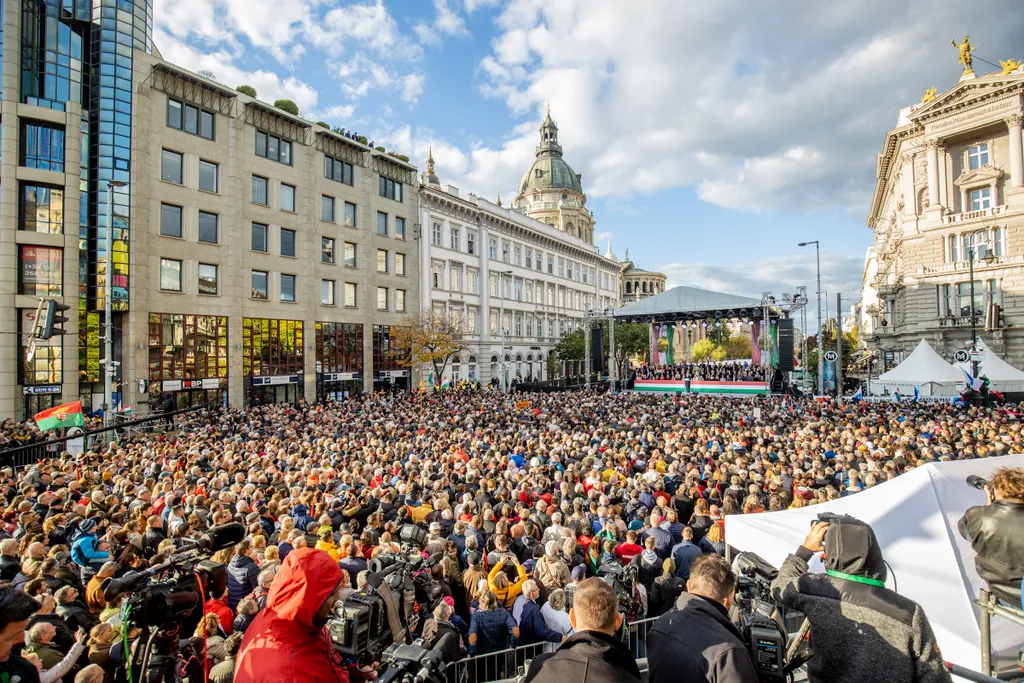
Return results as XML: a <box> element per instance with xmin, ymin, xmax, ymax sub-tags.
<box><xmin>468</xmin><ymin>355</ymin><xmax>477</xmax><ymax>381</ymax></box>
<box><xmin>625</xmin><ymin>282</ymin><xmax>632</xmax><ymax>294</ymax></box>
<box><xmin>642</xmin><ymin>282</ymin><xmax>648</xmax><ymax>294</ymax></box>
<box><xmin>452</xmin><ymin>356</ymin><xmax>461</xmax><ymax>381</ymax></box>
<box><xmin>490</xmin><ymin>355</ymin><xmax>498</xmax><ymax>381</ymax></box>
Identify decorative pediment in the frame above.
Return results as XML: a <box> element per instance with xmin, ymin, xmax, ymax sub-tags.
<box><xmin>909</xmin><ymin>73</ymin><xmax>1024</xmax><ymax>123</ymax></box>
<box><xmin>954</xmin><ymin>165</ymin><xmax>1003</xmax><ymax>188</ymax></box>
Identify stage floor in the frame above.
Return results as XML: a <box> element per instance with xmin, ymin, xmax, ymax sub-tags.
<box><xmin>634</xmin><ymin>380</ymin><xmax>768</xmax><ymax>396</ymax></box>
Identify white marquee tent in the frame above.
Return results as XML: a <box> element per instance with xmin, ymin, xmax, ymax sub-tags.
<box><xmin>955</xmin><ymin>338</ymin><xmax>1024</xmax><ymax>393</ymax></box>
<box><xmin>725</xmin><ymin>454</ymin><xmax>1024</xmax><ymax>677</ymax></box>
<box><xmin>874</xmin><ymin>339</ymin><xmax>965</xmax><ymax>395</ymax></box>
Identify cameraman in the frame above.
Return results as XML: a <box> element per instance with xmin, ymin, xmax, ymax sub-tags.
<box><xmin>957</xmin><ymin>467</ymin><xmax>1024</xmax><ymax>608</ymax></box>
<box><xmin>647</xmin><ymin>554</ymin><xmax>759</xmax><ymax>683</ymax></box>
<box><xmin>235</xmin><ymin>547</ymin><xmax>377</xmax><ymax>683</ymax></box>
<box><xmin>770</xmin><ymin>518</ymin><xmax>951</xmax><ymax>683</ymax></box>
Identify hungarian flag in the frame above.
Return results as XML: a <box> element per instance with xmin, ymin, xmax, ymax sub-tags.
<box><xmin>34</xmin><ymin>400</ymin><xmax>84</xmax><ymax>432</ymax></box>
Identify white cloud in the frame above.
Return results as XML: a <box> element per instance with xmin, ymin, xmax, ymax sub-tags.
<box><xmin>401</xmin><ymin>73</ymin><xmax>426</xmax><ymax>103</ymax></box>
<box><xmin>416</xmin><ymin>0</ymin><xmax>469</xmax><ymax>48</ymax></box>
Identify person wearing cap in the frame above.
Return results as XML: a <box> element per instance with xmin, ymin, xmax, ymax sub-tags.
<box><xmin>69</xmin><ymin>519</ymin><xmax>109</xmax><ymax>581</ymax></box>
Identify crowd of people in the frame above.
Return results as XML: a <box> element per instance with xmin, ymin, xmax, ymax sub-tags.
<box><xmin>634</xmin><ymin>362</ymin><xmax>772</xmax><ymax>382</ymax></box>
<box><xmin>0</xmin><ymin>386</ymin><xmax>1018</xmax><ymax>682</ymax></box>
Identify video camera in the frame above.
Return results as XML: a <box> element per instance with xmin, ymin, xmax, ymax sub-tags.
<box><xmin>328</xmin><ymin>524</ymin><xmax>450</xmax><ymax>681</ymax></box>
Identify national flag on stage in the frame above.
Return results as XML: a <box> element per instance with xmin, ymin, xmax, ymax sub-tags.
<box><xmin>962</xmin><ymin>368</ymin><xmax>984</xmax><ymax>392</ymax></box>
<box><xmin>913</xmin><ymin>386</ymin><xmax>920</xmax><ymax>402</ymax></box>
<box><xmin>893</xmin><ymin>390</ymin><xmax>902</xmax><ymax>402</ymax></box>
<box><xmin>851</xmin><ymin>388</ymin><xmax>864</xmax><ymax>402</ymax></box>
<box><xmin>34</xmin><ymin>400</ymin><xmax>84</xmax><ymax>432</ymax></box>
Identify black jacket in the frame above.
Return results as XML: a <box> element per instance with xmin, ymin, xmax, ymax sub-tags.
<box><xmin>524</xmin><ymin>630</ymin><xmax>641</xmax><ymax>683</ymax></box>
<box><xmin>57</xmin><ymin>601</ymin><xmax>97</xmax><ymax>633</ymax></box>
<box><xmin>226</xmin><ymin>555</ymin><xmax>259</xmax><ymax>611</ymax></box>
<box><xmin>649</xmin><ymin>575</ymin><xmax>686</xmax><ymax>616</ymax></box>
<box><xmin>0</xmin><ymin>554</ymin><xmax>20</xmax><ymax>581</ymax></box>
<box><xmin>142</xmin><ymin>528</ymin><xmax>165</xmax><ymax>559</ymax></box>
<box><xmin>647</xmin><ymin>593</ymin><xmax>758</xmax><ymax>683</ymax></box>
<box><xmin>957</xmin><ymin>500</ymin><xmax>1024</xmax><ymax>607</ymax></box>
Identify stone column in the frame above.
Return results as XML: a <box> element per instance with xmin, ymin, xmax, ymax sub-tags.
<box><xmin>926</xmin><ymin>139</ymin><xmax>940</xmax><ymax>208</ymax></box>
<box><xmin>1006</xmin><ymin>114</ymin><xmax>1024</xmax><ymax>188</ymax></box>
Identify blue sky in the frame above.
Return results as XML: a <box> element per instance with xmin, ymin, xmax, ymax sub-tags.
<box><xmin>154</xmin><ymin>0</ymin><xmax>1022</xmax><ymax>318</ymax></box>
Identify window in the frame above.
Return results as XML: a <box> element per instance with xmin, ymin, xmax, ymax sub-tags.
<box><xmin>514</xmin><ymin>245</ymin><xmax>522</xmax><ymax>266</ymax></box>
<box><xmin>514</xmin><ymin>278</ymin><xmax>522</xmax><ymax>301</ymax></box>
<box><xmin>432</xmin><ymin>222</ymin><xmax>442</xmax><ymax>246</ymax></box>
<box><xmin>281</xmin><ymin>229</ymin><xmax>296</xmax><ymax>257</ymax></box>
<box><xmin>281</xmin><ymin>183</ymin><xmax>296</xmax><ymax>212</ymax></box>
<box><xmin>379</xmin><ymin>176</ymin><xmax>403</xmax><ymax>201</ymax></box>
<box><xmin>19</xmin><ymin>246</ymin><xmax>62</xmax><ymax>296</ymax></box>
<box><xmin>198</xmin><ymin>263</ymin><xmax>218</xmax><ymax>295</ymax></box>
<box><xmin>395</xmin><ymin>253</ymin><xmax>406</xmax><ymax>276</ymax></box>
<box><xmin>322</xmin><ymin>195</ymin><xmax>335</xmax><ymax>222</ymax></box>
<box><xmin>467</xmin><ymin>268</ymin><xmax>478</xmax><ymax>294</ymax></box>
<box><xmin>321</xmin><ymin>279</ymin><xmax>335</xmax><ymax>305</ymax></box>
<box><xmin>501</xmin><ymin>241</ymin><xmax>510</xmax><ymax>262</ymax></box>
<box><xmin>20</xmin><ymin>184</ymin><xmax>64</xmax><ymax>234</ymax></box>
<box><xmin>994</xmin><ymin>227</ymin><xmax>1004</xmax><ymax>257</ymax></box>
<box><xmin>252</xmin><ymin>223</ymin><xmax>268</xmax><ymax>252</ymax></box>
<box><xmin>433</xmin><ymin>262</ymin><xmax>444</xmax><ymax>289</ymax></box>
<box><xmin>324</xmin><ymin>155</ymin><xmax>354</xmax><ymax>185</ymax></box>
<box><xmin>242</xmin><ymin>317</ymin><xmax>304</xmax><ymax>376</ymax></box>
<box><xmin>526</xmin><ymin>281</ymin><xmax>534</xmax><ymax>302</ymax></box>
<box><xmin>451</xmin><ymin>227</ymin><xmax>460</xmax><ymax>250</ymax></box>
<box><xmin>558</xmin><ymin>258</ymin><xmax>566</xmax><ymax>278</ymax></box>
<box><xmin>377</xmin><ymin>249</ymin><xmax>389</xmax><ymax>273</ymax></box>
<box><xmin>22</xmin><ymin>122</ymin><xmax>65</xmax><ymax>171</ymax></box>
<box><xmin>160</xmin><ymin>258</ymin><xmax>182</xmax><ymax>291</ymax></box>
<box><xmin>547</xmin><ymin>255</ymin><xmax>554</xmax><ymax>274</ymax></box>
<box><xmin>252</xmin><ymin>175</ymin><xmax>268</xmax><ymax>205</ymax></box>
<box><xmin>467</xmin><ymin>231</ymin><xmax>476</xmax><ymax>255</ymax></box>
<box><xmin>468</xmin><ymin>308</ymin><xmax>478</xmax><ymax>334</ymax></box>
<box><xmin>525</xmin><ymin>248</ymin><xmax>532</xmax><ymax>269</ymax></box>
<box><xmin>970</xmin><ymin>188</ymin><xmax>991</xmax><ymax>211</ymax></box>
<box><xmin>344</xmin><ymin>242</ymin><xmax>357</xmax><ymax>267</ymax></box>
<box><xmin>281</xmin><ymin>274</ymin><xmax>296</xmax><ymax>302</ymax></box>
<box><xmin>344</xmin><ymin>282</ymin><xmax>357</xmax><ymax>307</ymax></box>
<box><xmin>322</xmin><ymin>237</ymin><xmax>335</xmax><ymax>263</ymax></box>
<box><xmin>488</xmin><ymin>238</ymin><xmax>498</xmax><ymax>259</ymax></box>
<box><xmin>968</xmin><ymin>143</ymin><xmax>990</xmax><ymax>170</ymax></box>
<box><xmin>161</xmin><ymin>149</ymin><xmax>182</xmax><ymax>184</ymax></box>
<box><xmin>198</xmin><ymin>211</ymin><xmax>218</xmax><ymax>244</ymax></box>
<box><xmin>395</xmin><ymin>217</ymin><xmax>406</xmax><ymax>239</ymax></box>
<box><xmin>251</xmin><ymin>271</ymin><xmax>269</xmax><ymax>299</ymax></box>
<box><xmin>377</xmin><ymin>212</ymin><xmax>388</xmax><ymax>236</ymax></box>
<box><xmin>377</xmin><ymin>286</ymin><xmax>389</xmax><ymax>310</ymax></box>
<box><xmin>948</xmin><ymin>234</ymin><xmax>959</xmax><ymax>262</ymax></box>
<box><xmin>451</xmin><ymin>267</ymin><xmax>462</xmax><ymax>292</ymax></box>
<box><xmin>167</xmin><ymin>98</ymin><xmax>215</xmax><ymax>140</ymax></box>
<box><xmin>256</xmin><ymin>130</ymin><xmax>292</xmax><ymax>165</ymax></box>
<box><xmin>396</xmin><ymin>289</ymin><xmax>406</xmax><ymax>313</ymax></box>
<box><xmin>344</xmin><ymin>202</ymin><xmax>357</xmax><ymax>227</ymax></box>
<box><xmin>957</xmin><ymin>281</ymin><xmax>984</xmax><ymax>317</ymax></box>
<box><xmin>160</xmin><ymin>203</ymin><xmax>182</xmax><ymax>238</ymax></box>
<box><xmin>199</xmin><ymin>160</ymin><xmax>218</xmax><ymax>192</ymax></box>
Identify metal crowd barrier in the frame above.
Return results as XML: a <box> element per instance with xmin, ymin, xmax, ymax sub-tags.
<box><xmin>975</xmin><ymin>588</ymin><xmax>1024</xmax><ymax>679</ymax></box>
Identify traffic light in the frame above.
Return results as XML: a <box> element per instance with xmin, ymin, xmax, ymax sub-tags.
<box><xmin>39</xmin><ymin>299</ymin><xmax>71</xmax><ymax>339</ymax></box>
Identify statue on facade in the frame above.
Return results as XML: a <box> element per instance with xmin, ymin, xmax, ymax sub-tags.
<box><xmin>1000</xmin><ymin>58</ymin><xmax>1022</xmax><ymax>75</ymax></box>
<box><xmin>920</xmin><ymin>86</ymin><xmax>937</xmax><ymax>103</ymax></box>
<box><xmin>951</xmin><ymin>36</ymin><xmax>975</xmax><ymax>75</ymax></box>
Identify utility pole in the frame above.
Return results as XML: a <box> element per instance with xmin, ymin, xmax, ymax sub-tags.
<box><xmin>836</xmin><ymin>292</ymin><xmax>843</xmax><ymax>405</ymax></box>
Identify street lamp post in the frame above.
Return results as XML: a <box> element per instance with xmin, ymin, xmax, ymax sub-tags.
<box><xmin>104</xmin><ymin>180</ymin><xmax>127</xmax><ymax>426</ymax></box>
<box><xmin>798</xmin><ymin>241</ymin><xmax>823</xmax><ymax>396</ymax></box>
<box><xmin>966</xmin><ymin>237</ymin><xmax>993</xmax><ymax>377</ymax></box>
<box><xmin>498</xmin><ymin>269</ymin><xmax>512</xmax><ymax>392</ymax></box>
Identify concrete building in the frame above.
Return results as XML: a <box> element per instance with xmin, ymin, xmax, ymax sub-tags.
<box><xmin>418</xmin><ymin>113</ymin><xmax>621</xmax><ymax>386</ymax></box>
<box><xmin>864</xmin><ymin>64</ymin><xmax>1024</xmax><ymax>370</ymax></box>
<box><xmin>125</xmin><ymin>53</ymin><xmax>419</xmax><ymax>409</ymax></box>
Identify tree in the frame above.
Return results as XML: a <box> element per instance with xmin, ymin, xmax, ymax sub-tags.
<box><xmin>274</xmin><ymin>99</ymin><xmax>299</xmax><ymax>116</ymax></box>
<box><xmin>315</xmin><ymin>121</ymin><xmax>330</xmax><ymax>128</ymax></box>
<box><xmin>396</xmin><ymin>154</ymin><xmax>410</xmax><ymax>162</ymax></box>
<box><xmin>236</xmin><ymin>85</ymin><xmax>257</xmax><ymax>97</ymax></box>
<box><xmin>691</xmin><ymin>338</ymin><xmax>716</xmax><ymax>362</ymax></box>
<box><xmin>356</xmin><ymin>135</ymin><xmax>368</xmax><ymax>145</ymax></box>
<box><xmin>390</xmin><ymin>311</ymin><xmax>468</xmax><ymax>386</ymax></box>
<box><xmin>711</xmin><ymin>346</ymin><xmax>728</xmax><ymax>362</ymax></box>
<box><xmin>724</xmin><ymin>332</ymin><xmax>752</xmax><ymax>359</ymax></box>
<box><xmin>552</xmin><ymin>322</ymin><xmax>648</xmax><ymax>377</ymax></box>
<box><xmin>375</xmin><ymin>146</ymin><xmax>385</xmax><ymax>152</ymax></box>
<box><xmin>553</xmin><ymin>328</ymin><xmax>585</xmax><ymax>362</ymax></box>
<box><xmin>707</xmin><ymin>324</ymin><xmax>730</xmax><ymax>346</ymax></box>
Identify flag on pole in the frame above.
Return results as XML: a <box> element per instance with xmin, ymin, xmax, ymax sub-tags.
<box><xmin>893</xmin><ymin>390</ymin><xmax>902</xmax><ymax>402</ymax></box>
<box><xmin>962</xmin><ymin>368</ymin><xmax>984</xmax><ymax>392</ymax></box>
<box><xmin>851</xmin><ymin>388</ymin><xmax>864</xmax><ymax>401</ymax></box>
<box><xmin>913</xmin><ymin>386</ymin><xmax>920</xmax><ymax>402</ymax></box>
<box><xmin>34</xmin><ymin>400</ymin><xmax>84</xmax><ymax>432</ymax></box>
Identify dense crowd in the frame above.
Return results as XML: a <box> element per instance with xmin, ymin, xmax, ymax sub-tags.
<box><xmin>635</xmin><ymin>361</ymin><xmax>772</xmax><ymax>382</ymax></box>
<box><xmin>0</xmin><ymin>388</ymin><xmax>1018</xmax><ymax>682</ymax></box>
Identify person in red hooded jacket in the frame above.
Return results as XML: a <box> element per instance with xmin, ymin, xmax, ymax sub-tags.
<box><xmin>234</xmin><ymin>547</ymin><xmax>378</xmax><ymax>683</ymax></box>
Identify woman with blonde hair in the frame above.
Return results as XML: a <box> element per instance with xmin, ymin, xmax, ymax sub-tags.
<box><xmin>486</xmin><ymin>557</ymin><xmax>528</xmax><ymax>609</ymax></box>
<box><xmin>650</xmin><ymin>558</ymin><xmax>686</xmax><ymax>616</ymax></box>
<box><xmin>194</xmin><ymin>612</ymin><xmax>227</xmax><ymax>665</ymax></box>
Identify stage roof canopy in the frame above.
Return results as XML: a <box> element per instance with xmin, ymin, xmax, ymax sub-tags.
<box><xmin>612</xmin><ymin>285</ymin><xmax>768</xmax><ymax>323</ymax></box>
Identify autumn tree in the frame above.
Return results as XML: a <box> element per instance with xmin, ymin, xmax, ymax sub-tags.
<box><xmin>390</xmin><ymin>311</ymin><xmax>468</xmax><ymax>386</ymax></box>
<box><xmin>691</xmin><ymin>338</ymin><xmax>716</xmax><ymax>362</ymax></box>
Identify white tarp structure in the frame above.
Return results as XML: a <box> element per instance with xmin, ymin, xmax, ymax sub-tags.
<box><xmin>955</xmin><ymin>338</ymin><xmax>1024</xmax><ymax>393</ymax></box>
<box><xmin>874</xmin><ymin>339</ymin><xmax>965</xmax><ymax>396</ymax></box>
<box><xmin>725</xmin><ymin>454</ymin><xmax>1024</xmax><ymax>676</ymax></box>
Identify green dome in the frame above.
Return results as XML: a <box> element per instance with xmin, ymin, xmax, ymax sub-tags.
<box><xmin>516</xmin><ymin>111</ymin><xmax>583</xmax><ymax>197</ymax></box>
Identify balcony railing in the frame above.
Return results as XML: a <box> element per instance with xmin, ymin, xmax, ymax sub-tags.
<box><xmin>919</xmin><ymin>254</ymin><xmax>1022</xmax><ymax>276</ymax></box>
<box><xmin>937</xmin><ymin>314</ymin><xmax>980</xmax><ymax>328</ymax></box>
<box><xmin>941</xmin><ymin>204</ymin><xmax>1007</xmax><ymax>225</ymax></box>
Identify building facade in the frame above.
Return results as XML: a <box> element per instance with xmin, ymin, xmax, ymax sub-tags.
<box><xmin>608</xmin><ymin>244</ymin><xmax>667</xmax><ymax>304</ymax></box>
<box><xmin>865</xmin><ymin>65</ymin><xmax>1024</xmax><ymax>369</ymax></box>
<box><xmin>418</xmin><ymin>114</ymin><xmax>622</xmax><ymax>386</ymax></box>
<box><xmin>124</xmin><ymin>53</ymin><xmax>420</xmax><ymax>410</ymax></box>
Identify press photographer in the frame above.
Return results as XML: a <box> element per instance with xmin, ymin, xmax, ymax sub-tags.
<box><xmin>957</xmin><ymin>467</ymin><xmax>1024</xmax><ymax>608</ymax></box>
<box><xmin>647</xmin><ymin>554</ymin><xmax>759</xmax><ymax>683</ymax></box>
<box><xmin>770</xmin><ymin>515</ymin><xmax>951</xmax><ymax>683</ymax></box>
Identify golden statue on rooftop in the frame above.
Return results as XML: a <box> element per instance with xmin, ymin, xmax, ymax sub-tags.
<box><xmin>921</xmin><ymin>86</ymin><xmax>937</xmax><ymax>103</ymax></box>
<box><xmin>1000</xmin><ymin>58</ymin><xmax>1022</xmax><ymax>75</ymax></box>
<box><xmin>951</xmin><ymin>36</ymin><xmax>975</xmax><ymax>75</ymax></box>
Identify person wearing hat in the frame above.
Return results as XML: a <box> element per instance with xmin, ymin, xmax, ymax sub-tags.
<box><xmin>70</xmin><ymin>519</ymin><xmax>109</xmax><ymax>582</ymax></box>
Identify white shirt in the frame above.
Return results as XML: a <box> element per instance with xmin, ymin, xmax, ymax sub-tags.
<box><xmin>541</xmin><ymin>602</ymin><xmax>574</xmax><ymax>636</ymax></box>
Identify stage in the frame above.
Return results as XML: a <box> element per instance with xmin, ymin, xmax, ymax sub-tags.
<box><xmin>633</xmin><ymin>380</ymin><xmax>769</xmax><ymax>396</ymax></box>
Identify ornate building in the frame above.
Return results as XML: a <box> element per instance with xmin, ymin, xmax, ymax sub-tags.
<box><xmin>607</xmin><ymin>243</ymin><xmax>667</xmax><ymax>303</ymax></box>
<box><xmin>864</xmin><ymin>59</ymin><xmax>1024</xmax><ymax>369</ymax></box>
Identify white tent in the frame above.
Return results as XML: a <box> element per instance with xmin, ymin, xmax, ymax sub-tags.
<box><xmin>725</xmin><ymin>454</ymin><xmax>1024</xmax><ymax>676</ymax></box>
<box><xmin>955</xmin><ymin>338</ymin><xmax>1024</xmax><ymax>393</ymax></box>
<box><xmin>874</xmin><ymin>339</ymin><xmax>965</xmax><ymax>395</ymax></box>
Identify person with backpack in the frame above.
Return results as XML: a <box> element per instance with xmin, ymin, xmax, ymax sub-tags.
<box><xmin>70</xmin><ymin>520</ymin><xmax>109</xmax><ymax>582</ymax></box>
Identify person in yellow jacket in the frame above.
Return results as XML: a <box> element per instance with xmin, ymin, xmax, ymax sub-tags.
<box><xmin>314</xmin><ymin>528</ymin><xmax>340</xmax><ymax>562</ymax></box>
<box><xmin>488</xmin><ymin>556</ymin><xmax>528</xmax><ymax>609</ymax></box>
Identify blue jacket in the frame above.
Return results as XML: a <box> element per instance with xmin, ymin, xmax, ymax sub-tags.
<box><xmin>671</xmin><ymin>541</ymin><xmax>703</xmax><ymax>580</ymax></box>
<box><xmin>226</xmin><ymin>555</ymin><xmax>259</xmax><ymax>611</ymax></box>
<box><xmin>290</xmin><ymin>504</ymin><xmax>315</xmax><ymax>532</ymax></box>
<box><xmin>71</xmin><ymin>533</ymin><xmax>109</xmax><ymax>567</ymax></box>
<box><xmin>517</xmin><ymin>599</ymin><xmax>562</xmax><ymax>647</ymax></box>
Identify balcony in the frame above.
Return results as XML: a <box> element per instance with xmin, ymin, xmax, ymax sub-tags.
<box><xmin>937</xmin><ymin>314</ymin><xmax>979</xmax><ymax>328</ymax></box>
<box><xmin>919</xmin><ymin>254</ymin><xmax>1023</xmax><ymax>276</ymax></box>
<box><xmin>941</xmin><ymin>204</ymin><xmax>1007</xmax><ymax>226</ymax></box>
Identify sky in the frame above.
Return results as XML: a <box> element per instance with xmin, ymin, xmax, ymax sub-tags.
<box><xmin>153</xmin><ymin>0</ymin><xmax>1023</xmax><ymax>321</ymax></box>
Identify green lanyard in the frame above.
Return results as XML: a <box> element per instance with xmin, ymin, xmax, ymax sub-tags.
<box><xmin>826</xmin><ymin>569</ymin><xmax>886</xmax><ymax>587</ymax></box>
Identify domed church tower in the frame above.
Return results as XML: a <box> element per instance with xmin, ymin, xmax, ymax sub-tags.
<box><xmin>513</xmin><ymin>107</ymin><xmax>595</xmax><ymax>244</ymax></box>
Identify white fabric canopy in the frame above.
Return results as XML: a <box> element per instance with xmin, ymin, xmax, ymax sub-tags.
<box><xmin>955</xmin><ymin>338</ymin><xmax>1024</xmax><ymax>392</ymax></box>
<box><xmin>725</xmin><ymin>454</ymin><xmax>1024</xmax><ymax>677</ymax></box>
<box><xmin>878</xmin><ymin>339</ymin><xmax>965</xmax><ymax>383</ymax></box>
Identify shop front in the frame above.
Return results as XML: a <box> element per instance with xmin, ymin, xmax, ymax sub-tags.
<box><xmin>318</xmin><ymin>372</ymin><xmax>363</xmax><ymax>401</ymax></box>
<box><xmin>20</xmin><ymin>308</ymin><xmax>63</xmax><ymax>419</ymax></box>
<box><xmin>245</xmin><ymin>374</ymin><xmax>304</xmax><ymax>405</ymax></box>
<box><xmin>372</xmin><ymin>324</ymin><xmax>410</xmax><ymax>393</ymax></box>
<box><xmin>155</xmin><ymin>378</ymin><xmax>226</xmax><ymax>410</ymax></box>
<box><xmin>243</xmin><ymin>317</ymin><xmax>305</xmax><ymax>406</ymax></box>
<box><xmin>147</xmin><ymin>313</ymin><xmax>229</xmax><ymax>412</ymax></box>
<box><xmin>316</xmin><ymin>322</ymin><xmax>363</xmax><ymax>400</ymax></box>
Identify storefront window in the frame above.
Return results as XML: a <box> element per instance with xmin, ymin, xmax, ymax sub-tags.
<box><xmin>372</xmin><ymin>325</ymin><xmax>409</xmax><ymax>372</ymax></box>
<box><xmin>316</xmin><ymin>322</ymin><xmax>363</xmax><ymax>373</ymax></box>
<box><xmin>148</xmin><ymin>313</ymin><xmax>228</xmax><ymax>382</ymax></box>
<box><xmin>19</xmin><ymin>245</ymin><xmax>62</xmax><ymax>295</ymax></box>
<box><xmin>243</xmin><ymin>318</ymin><xmax>304</xmax><ymax>377</ymax></box>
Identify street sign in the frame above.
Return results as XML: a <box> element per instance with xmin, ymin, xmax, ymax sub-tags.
<box><xmin>824</xmin><ymin>350</ymin><xmax>838</xmax><ymax>362</ymax></box>
<box><xmin>953</xmin><ymin>350</ymin><xmax>970</xmax><ymax>363</ymax></box>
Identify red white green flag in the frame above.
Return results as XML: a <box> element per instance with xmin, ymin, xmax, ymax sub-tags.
<box><xmin>34</xmin><ymin>400</ymin><xmax>84</xmax><ymax>432</ymax></box>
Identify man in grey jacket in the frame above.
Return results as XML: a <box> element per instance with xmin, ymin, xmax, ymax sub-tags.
<box><xmin>771</xmin><ymin>515</ymin><xmax>951</xmax><ymax>683</ymax></box>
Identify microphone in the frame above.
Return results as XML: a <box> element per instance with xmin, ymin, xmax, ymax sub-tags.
<box><xmin>174</xmin><ymin>522</ymin><xmax>245</xmax><ymax>554</ymax></box>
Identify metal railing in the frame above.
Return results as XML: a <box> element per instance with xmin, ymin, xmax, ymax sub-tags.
<box><xmin>975</xmin><ymin>588</ymin><xmax>1024</xmax><ymax>679</ymax></box>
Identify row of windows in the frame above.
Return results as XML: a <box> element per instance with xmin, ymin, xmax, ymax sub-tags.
<box><xmin>936</xmin><ymin>280</ymin><xmax>1000</xmax><ymax>318</ymax></box>
<box><xmin>167</xmin><ymin>98</ymin><xmax>215</xmax><ymax>140</ymax></box>
<box><xmin>256</xmin><ymin>130</ymin><xmax>292</xmax><ymax>165</ymax></box>
<box><xmin>945</xmin><ymin>228</ymin><xmax>1006</xmax><ymax>263</ymax></box>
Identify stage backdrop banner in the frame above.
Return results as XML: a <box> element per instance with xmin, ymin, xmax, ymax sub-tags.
<box><xmin>634</xmin><ymin>380</ymin><xmax>768</xmax><ymax>396</ymax></box>
<box><xmin>725</xmin><ymin>454</ymin><xmax>1024</xmax><ymax>677</ymax></box>
<box><xmin>751</xmin><ymin>322</ymin><xmax>762</xmax><ymax>366</ymax></box>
